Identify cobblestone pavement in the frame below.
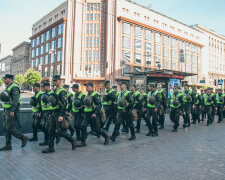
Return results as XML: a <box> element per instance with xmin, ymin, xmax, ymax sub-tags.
<box><xmin>1</xmin><ymin>115</ymin><xmax>225</xmax><ymax>180</ymax></box>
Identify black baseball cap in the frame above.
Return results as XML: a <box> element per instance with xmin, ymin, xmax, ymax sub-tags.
<box><xmin>3</xmin><ymin>74</ymin><xmax>14</xmax><ymax>80</ymax></box>
<box><xmin>63</xmin><ymin>85</ymin><xmax>69</xmax><ymax>89</ymax></box>
<box><xmin>33</xmin><ymin>83</ymin><xmax>40</xmax><ymax>88</ymax></box>
<box><xmin>147</xmin><ymin>83</ymin><xmax>155</xmax><ymax>87</ymax></box>
<box><xmin>42</xmin><ymin>82</ymin><xmax>50</xmax><ymax>87</ymax></box>
<box><xmin>52</xmin><ymin>75</ymin><xmax>61</xmax><ymax>81</ymax></box>
<box><xmin>84</xmin><ymin>82</ymin><xmax>93</xmax><ymax>87</ymax></box>
<box><xmin>71</xmin><ymin>84</ymin><xmax>79</xmax><ymax>89</ymax></box>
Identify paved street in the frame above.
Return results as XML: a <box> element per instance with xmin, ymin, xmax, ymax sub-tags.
<box><xmin>1</xmin><ymin>115</ymin><xmax>225</xmax><ymax>180</ymax></box>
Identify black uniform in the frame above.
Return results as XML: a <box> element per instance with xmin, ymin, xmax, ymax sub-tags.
<box><xmin>157</xmin><ymin>89</ymin><xmax>167</xmax><ymax>129</ymax></box>
<box><xmin>215</xmin><ymin>93</ymin><xmax>225</xmax><ymax>123</ymax></box>
<box><xmin>182</xmin><ymin>90</ymin><xmax>192</xmax><ymax>128</ymax></box>
<box><xmin>191</xmin><ymin>92</ymin><xmax>202</xmax><ymax>124</ymax></box>
<box><xmin>203</xmin><ymin>92</ymin><xmax>216</xmax><ymax>126</ymax></box>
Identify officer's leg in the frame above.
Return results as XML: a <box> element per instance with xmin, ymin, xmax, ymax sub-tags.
<box><xmin>111</xmin><ymin>111</ymin><xmax>123</xmax><ymax>142</ymax></box>
<box><xmin>29</xmin><ymin>114</ymin><xmax>38</xmax><ymax>141</ymax></box>
<box><xmin>74</xmin><ymin>112</ymin><xmax>81</xmax><ymax>141</ymax></box>
<box><xmin>152</xmin><ymin>110</ymin><xmax>159</xmax><ymax>136</ymax></box>
<box><xmin>146</xmin><ymin>108</ymin><xmax>153</xmax><ymax>136</ymax></box>
<box><xmin>135</xmin><ymin>110</ymin><xmax>142</xmax><ymax>133</ymax></box>
<box><xmin>218</xmin><ymin>105</ymin><xmax>223</xmax><ymax>123</ymax></box>
<box><xmin>80</xmin><ymin>113</ymin><xmax>90</xmax><ymax>144</ymax></box>
<box><xmin>103</xmin><ymin>106</ymin><xmax>113</xmax><ymax>131</ymax></box>
<box><xmin>206</xmin><ymin>106</ymin><xmax>212</xmax><ymax>126</ymax></box>
<box><xmin>174</xmin><ymin>108</ymin><xmax>180</xmax><ymax>131</ymax></box>
<box><xmin>159</xmin><ymin>106</ymin><xmax>165</xmax><ymax>129</ymax></box>
<box><xmin>126</xmin><ymin>111</ymin><xmax>136</xmax><ymax>140</ymax></box>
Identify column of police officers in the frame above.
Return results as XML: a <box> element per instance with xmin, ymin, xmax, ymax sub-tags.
<box><xmin>1</xmin><ymin>74</ymin><xmax>225</xmax><ymax>153</ymax></box>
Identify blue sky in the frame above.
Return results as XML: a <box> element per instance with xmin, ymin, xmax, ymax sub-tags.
<box><xmin>0</xmin><ymin>0</ymin><xmax>224</xmax><ymax>58</ymax></box>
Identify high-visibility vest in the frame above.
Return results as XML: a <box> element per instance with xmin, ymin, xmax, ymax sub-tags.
<box><xmin>84</xmin><ymin>91</ymin><xmax>102</xmax><ymax>112</ymax></box>
<box><xmin>182</xmin><ymin>90</ymin><xmax>192</xmax><ymax>103</ymax></box>
<box><xmin>170</xmin><ymin>92</ymin><xmax>182</xmax><ymax>108</ymax></box>
<box><xmin>72</xmin><ymin>91</ymin><xmax>85</xmax><ymax>113</ymax></box>
<box><xmin>32</xmin><ymin>91</ymin><xmax>43</xmax><ymax>112</ymax></box>
<box><xmin>103</xmin><ymin>89</ymin><xmax>115</xmax><ymax>106</ymax></box>
<box><xmin>132</xmin><ymin>91</ymin><xmax>140</xmax><ymax>107</ymax></box>
<box><xmin>2</xmin><ymin>83</ymin><xmax>21</xmax><ymax>109</ymax></box>
<box><xmin>117</xmin><ymin>90</ymin><xmax>132</xmax><ymax>110</ymax></box>
<box><xmin>66</xmin><ymin>91</ymin><xmax>73</xmax><ymax>110</ymax></box>
<box><xmin>52</xmin><ymin>87</ymin><xmax>67</xmax><ymax>110</ymax></box>
<box><xmin>147</xmin><ymin>90</ymin><xmax>159</xmax><ymax>108</ymax></box>
<box><xmin>216</xmin><ymin>94</ymin><xmax>224</xmax><ymax>104</ymax></box>
<box><xmin>41</xmin><ymin>90</ymin><xmax>54</xmax><ymax>111</ymax></box>
<box><xmin>203</xmin><ymin>93</ymin><xmax>214</xmax><ymax>106</ymax></box>
<box><xmin>194</xmin><ymin>93</ymin><xmax>200</xmax><ymax>105</ymax></box>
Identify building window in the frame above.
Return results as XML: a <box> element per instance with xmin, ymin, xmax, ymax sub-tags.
<box><xmin>154</xmin><ymin>33</ymin><xmax>161</xmax><ymax>43</ymax></box>
<box><xmin>36</xmin><ymin>36</ymin><xmax>40</xmax><ymax>46</ymax></box>
<box><xmin>52</xmin><ymin>28</ymin><xmax>56</xmax><ymax>38</ymax></box>
<box><xmin>40</xmin><ymin>45</ymin><xmax>45</xmax><ymax>55</ymax></box>
<box><xmin>86</xmin><ymin>24</ymin><xmax>89</xmax><ymax>34</ymax></box>
<box><xmin>145</xmin><ymin>30</ymin><xmax>151</xmax><ymax>41</ymax></box>
<box><xmin>145</xmin><ymin>42</ymin><xmax>151</xmax><ymax>54</ymax></box>
<box><xmin>45</xmin><ymin>67</ymin><xmax>49</xmax><ymax>77</ymax></box>
<box><xmin>145</xmin><ymin>54</ymin><xmax>151</xmax><ymax>65</ymax></box>
<box><xmin>192</xmin><ymin>65</ymin><xmax>196</xmax><ymax>73</ymax></box>
<box><xmin>36</xmin><ymin>48</ymin><xmax>39</xmax><ymax>56</ymax></box>
<box><xmin>32</xmin><ymin>39</ymin><xmax>36</xmax><ymax>47</ymax></box>
<box><xmin>56</xmin><ymin>64</ymin><xmax>62</xmax><ymax>75</ymax></box>
<box><xmin>163</xmin><ymin>36</ymin><xmax>169</xmax><ymax>46</ymax></box>
<box><xmin>172</xmin><ymin>60</ymin><xmax>176</xmax><ymax>70</ymax></box>
<box><xmin>185</xmin><ymin>43</ymin><xmax>190</xmax><ymax>52</ymax></box>
<box><xmin>122</xmin><ymin>50</ymin><xmax>130</xmax><ymax>63</ymax></box>
<box><xmin>90</xmin><ymin>14</ymin><xmax>93</xmax><ymax>20</ymax></box>
<box><xmin>192</xmin><ymin>45</ymin><xmax>196</xmax><ymax>53</ymax></box>
<box><xmin>163</xmin><ymin>47</ymin><xmax>169</xmax><ymax>57</ymax></box>
<box><xmin>51</xmin><ymin>40</ymin><xmax>56</xmax><ymax>50</ymax></box>
<box><xmin>197</xmin><ymin>47</ymin><xmax>201</xmax><ymax>55</ymax></box>
<box><xmin>163</xmin><ymin>59</ymin><xmax>169</xmax><ymax>69</ymax></box>
<box><xmin>40</xmin><ymin>57</ymin><xmax>44</xmax><ymax>65</ymax></box>
<box><xmin>32</xmin><ymin>60</ymin><xmax>35</xmax><ymax>68</ymax></box>
<box><xmin>36</xmin><ymin>58</ymin><xmax>39</xmax><ymax>67</ymax></box>
<box><xmin>51</xmin><ymin>53</ymin><xmax>55</xmax><ymax>63</ymax></box>
<box><xmin>41</xmin><ymin>34</ymin><xmax>45</xmax><ymax>43</ymax></box>
<box><xmin>134</xmin><ymin>53</ymin><xmax>141</xmax><ymax>64</ymax></box>
<box><xmin>186</xmin><ymin>63</ymin><xmax>190</xmax><ymax>72</ymax></box>
<box><xmin>50</xmin><ymin>66</ymin><xmax>54</xmax><ymax>76</ymax></box>
<box><xmin>191</xmin><ymin>55</ymin><xmax>196</xmax><ymax>64</ymax></box>
<box><xmin>134</xmin><ymin>26</ymin><xmax>142</xmax><ymax>38</ymax></box>
<box><xmin>45</xmin><ymin>55</ymin><xmax>49</xmax><ymax>64</ymax></box>
<box><xmin>46</xmin><ymin>43</ymin><xmax>50</xmax><ymax>53</ymax></box>
<box><xmin>32</xmin><ymin>49</ymin><xmax>35</xmax><ymax>58</ymax></box>
<box><xmin>171</xmin><ymin>49</ymin><xmax>177</xmax><ymax>59</ymax></box>
<box><xmin>197</xmin><ymin>56</ymin><xmax>200</xmax><ymax>65</ymax></box>
<box><xmin>185</xmin><ymin>53</ymin><xmax>190</xmax><ymax>62</ymax></box>
<box><xmin>155</xmin><ymin>57</ymin><xmax>161</xmax><ymax>66</ymax></box>
<box><xmin>57</xmin><ymin>37</ymin><xmax>63</xmax><ymax>49</ymax></box>
<box><xmin>87</xmin><ymin>14</ymin><xmax>89</xmax><ymax>20</ymax></box>
<box><xmin>46</xmin><ymin>31</ymin><xmax>50</xmax><ymax>41</ymax></box>
<box><xmin>122</xmin><ymin>36</ymin><xmax>130</xmax><ymax>49</ymax></box>
<box><xmin>57</xmin><ymin>51</ymin><xmax>62</xmax><ymax>62</ymax></box>
<box><xmin>134</xmin><ymin>40</ymin><xmax>142</xmax><ymax>51</ymax></box>
<box><xmin>123</xmin><ymin>23</ymin><xmax>130</xmax><ymax>35</ymax></box>
<box><xmin>122</xmin><ymin>65</ymin><xmax>130</xmax><ymax>76</ymax></box>
<box><xmin>154</xmin><ymin>44</ymin><xmax>161</xmax><ymax>55</ymax></box>
<box><xmin>171</xmin><ymin>38</ymin><xmax>176</xmax><ymax>48</ymax></box>
<box><xmin>179</xmin><ymin>41</ymin><xmax>183</xmax><ymax>49</ymax></box>
<box><xmin>134</xmin><ymin>66</ymin><xmax>141</xmax><ymax>73</ymax></box>
<box><xmin>58</xmin><ymin>24</ymin><xmax>63</xmax><ymax>35</ymax></box>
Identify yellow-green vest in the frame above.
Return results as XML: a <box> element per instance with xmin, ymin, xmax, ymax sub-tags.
<box><xmin>117</xmin><ymin>90</ymin><xmax>131</xmax><ymax>110</ymax></box>
<box><xmin>84</xmin><ymin>91</ymin><xmax>102</xmax><ymax>112</ymax></box>
<box><xmin>170</xmin><ymin>92</ymin><xmax>182</xmax><ymax>108</ymax></box>
<box><xmin>32</xmin><ymin>91</ymin><xmax>43</xmax><ymax>112</ymax></box>
<box><xmin>147</xmin><ymin>90</ymin><xmax>158</xmax><ymax>108</ymax></box>
<box><xmin>103</xmin><ymin>89</ymin><xmax>115</xmax><ymax>106</ymax></box>
<box><xmin>41</xmin><ymin>90</ymin><xmax>54</xmax><ymax>111</ymax></box>
<box><xmin>72</xmin><ymin>91</ymin><xmax>85</xmax><ymax>113</ymax></box>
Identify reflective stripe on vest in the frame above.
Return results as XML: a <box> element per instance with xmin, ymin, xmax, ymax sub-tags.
<box><xmin>182</xmin><ymin>90</ymin><xmax>192</xmax><ymax>103</ymax></box>
<box><xmin>133</xmin><ymin>91</ymin><xmax>140</xmax><ymax>107</ymax></box>
<box><xmin>204</xmin><ymin>94</ymin><xmax>214</xmax><ymax>106</ymax></box>
<box><xmin>72</xmin><ymin>92</ymin><xmax>85</xmax><ymax>113</ymax></box>
<box><xmin>170</xmin><ymin>92</ymin><xmax>182</xmax><ymax>108</ymax></box>
<box><xmin>103</xmin><ymin>89</ymin><xmax>115</xmax><ymax>106</ymax></box>
<box><xmin>52</xmin><ymin>87</ymin><xmax>67</xmax><ymax>110</ymax></box>
<box><xmin>117</xmin><ymin>90</ymin><xmax>131</xmax><ymax>110</ymax></box>
<box><xmin>84</xmin><ymin>91</ymin><xmax>101</xmax><ymax>112</ymax></box>
<box><xmin>194</xmin><ymin>93</ymin><xmax>200</xmax><ymax>105</ymax></box>
<box><xmin>32</xmin><ymin>91</ymin><xmax>43</xmax><ymax>112</ymax></box>
<box><xmin>2</xmin><ymin>83</ymin><xmax>21</xmax><ymax>109</ymax></box>
<box><xmin>41</xmin><ymin>91</ymin><xmax>54</xmax><ymax>111</ymax></box>
<box><xmin>216</xmin><ymin>94</ymin><xmax>224</xmax><ymax>104</ymax></box>
<box><xmin>147</xmin><ymin>90</ymin><xmax>158</xmax><ymax>108</ymax></box>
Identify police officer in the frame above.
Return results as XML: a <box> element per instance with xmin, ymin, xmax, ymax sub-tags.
<box><xmin>201</xmin><ymin>89</ymin><xmax>206</xmax><ymax>121</ymax></box>
<box><xmin>71</xmin><ymin>84</ymin><xmax>85</xmax><ymax>141</ymax></box>
<box><xmin>135</xmin><ymin>88</ymin><xmax>147</xmax><ymax>133</ymax></box>
<box><xmin>157</xmin><ymin>82</ymin><xmax>167</xmax><ymax>129</ymax></box>
<box><xmin>0</xmin><ymin>74</ymin><xmax>28</xmax><ymax>151</ymax></box>
<box><xmin>211</xmin><ymin>88</ymin><xmax>216</xmax><ymax>122</ymax></box>
<box><xmin>169</xmin><ymin>86</ymin><xmax>184</xmax><ymax>132</ymax></box>
<box><xmin>103</xmin><ymin>80</ymin><xmax>117</xmax><ymax>131</ymax></box>
<box><xmin>42</xmin><ymin>75</ymin><xmax>76</xmax><ymax>153</ymax></box>
<box><xmin>63</xmin><ymin>84</ymin><xmax>75</xmax><ymax>136</ymax></box>
<box><xmin>39</xmin><ymin>81</ymin><xmax>52</xmax><ymax>146</ymax></box>
<box><xmin>78</xmin><ymin>82</ymin><xmax>109</xmax><ymax>147</ymax></box>
<box><xmin>182</xmin><ymin>84</ymin><xmax>192</xmax><ymax>128</ymax></box>
<box><xmin>191</xmin><ymin>88</ymin><xmax>202</xmax><ymax>124</ymax></box>
<box><xmin>144</xmin><ymin>83</ymin><xmax>160</xmax><ymax>137</ymax></box>
<box><xmin>29</xmin><ymin>83</ymin><xmax>44</xmax><ymax>141</ymax></box>
<box><xmin>202</xmin><ymin>87</ymin><xmax>216</xmax><ymax>126</ymax></box>
<box><xmin>110</xmin><ymin>81</ymin><xmax>135</xmax><ymax>142</ymax></box>
<box><xmin>215</xmin><ymin>89</ymin><xmax>225</xmax><ymax>123</ymax></box>
<box><xmin>130</xmin><ymin>84</ymin><xmax>141</xmax><ymax>133</ymax></box>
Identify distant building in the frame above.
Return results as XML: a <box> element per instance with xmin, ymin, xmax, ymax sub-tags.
<box><xmin>29</xmin><ymin>1</ymin><xmax>67</xmax><ymax>80</ymax></box>
<box><xmin>0</xmin><ymin>55</ymin><xmax>13</xmax><ymax>77</ymax></box>
<box><xmin>11</xmin><ymin>41</ymin><xmax>31</xmax><ymax>75</ymax></box>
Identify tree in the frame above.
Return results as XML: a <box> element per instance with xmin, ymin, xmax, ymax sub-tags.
<box><xmin>14</xmin><ymin>74</ymin><xmax>25</xmax><ymax>87</ymax></box>
<box><xmin>0</xmin><ymin>78</ymin><xmax>3</xmax><ymax>85</ymax></box>
<box><xmin>24</xmin><ymin>68</ymin><xmax>42</xmax><ymax>86</ymax></box>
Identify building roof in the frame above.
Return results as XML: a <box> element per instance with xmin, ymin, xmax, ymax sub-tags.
<box><xmin>0</xmin><ymin>55</ymin><xmax>13</xmax><ymax>62</ymax></box>
<box><xmin>126</xmin><ymin>0</ymin><xmax>203</xmax><ymax>34</ymax></box>
<box><xmin>12</xmin><ymin>41</ymin><xmax>31</xmax><ymax>51</ymax></box>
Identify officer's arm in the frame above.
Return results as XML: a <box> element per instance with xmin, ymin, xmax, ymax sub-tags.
<box><xmin>213</xmin><ymin>94</ymin><xmax>216</xmax><ymax>106</ymax></box>
<box><xmin>59</xmin><ymin>91</ymin><xmax>68</xmax><ymax>116</ymax></box>
<box><xmin>156</xmin><ymin>93</ymin><xmax>161</xmax><ymax>109</ymax></box>
<box><xmin>126</xmin><ymin>93</ymin><xmax>134</xmax><ymax>110</ymax></box>
<box><xmin>93</xmin><ymin>94</ymin><xmax>102</xmax><ymax>114</ymax></box>
<box><xmin>81</xmin><ymin>94</ymin><xmax>85</xmax><ymax>105</ymax></box>
<box><xmin>199</xmin><ymin>95</ymin><xmax>203</xmax><ymax>106</ymax></box>
<box><xmin>10</xmin><ymin>87</ymin><xmax>20</xmax><ymax>112</ymax></box>
<box><xmin>38</xmin><ymin>94</ymin><xmax>42</xmax><ymax>112</ymax></box>
<box><xmin>109</xmin><ymin>91</ymin><xmax>117</xmax><ymax>102</ymax></box>
<box><xmin>179</xmin><ymin>95</ymin><xmax>184</xmax><ymax>111</ymax></box>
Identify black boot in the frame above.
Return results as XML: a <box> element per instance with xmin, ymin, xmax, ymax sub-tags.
<box><xmin>171</xmin><ymin>129</ymin><xmax>177</xmax><ymax>132</ymax></box>
<box><xmin>0</xmin><ymin>144</ymin><xmax>12</xmax><ymax>151</ymax></box>
<box><xmin>29</xmin><ymin>136</ymin><xmax>38</xmax><ymax>141</ymax></box>
<box><xmin>39</xmin><ymin>141</ymin><xmax>49</xmax><ymax>146</ymax></box>
<box><xmin>42</xmin><ymin>147</ymin><xmax>55</xmax><ymax>153</ymax></box>
<box><xmin>56</xmin><ymin>135</ymin><xmax>61</xmax><ymax>144</ymax></box>
<box><xmin>21</xmin><ymin>136</ymin><xmax>28</xmax><ymax>148</ymax></box>
<box><xmin>146</xmin><ymin>131</ymin><xmax>153</xmax><ymax>136</ymax></box>
<box><xmin>151</xmin><ymin>132</ymin><xmax>158</xmax><ymax>137</ymax></box>
<box><xmin>77</xmin><ymin>142</ymin><xmax>87</xmax><ymax>147</ymax></box>
<box><xmin>128</xmin><ymin>135</ymin><xmax>136</xmax><ymax>140</ymax></box>
<box><xmin>104</xmin><ymin>136</ymin><xmax>110</xmax><ymax>145</ymax></box>
<box><xmin>71</xmin><ymin>139</ymin><xmax>77</xmax><ymax>150</ymax></box>
<box><xmin>110</xmin><ymin>136</ymin><xmax>116</xmax><ymax>142</ymax></box>
<box><xmin>159</xmin><ymin>125</ymin><xmax>164</xmax><ymax>129</ymax></box>
<box><xmin>135</xmin><ymin>129</ymin><xmax>140</xmax><ymax>133</ymax></box>
<box><xmin>70</xmin><ymin>128</ymin><xmax>75</xmax><ymax>137</ymax></box>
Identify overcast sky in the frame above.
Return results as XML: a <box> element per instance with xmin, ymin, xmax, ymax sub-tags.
<box><xmin>0</xmin><ymin>0</ymin><xmax>224</xmax><ymax>59</ymax></box>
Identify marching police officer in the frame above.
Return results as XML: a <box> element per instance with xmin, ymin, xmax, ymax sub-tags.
<box><xmin>202</xmin><ymin>87</ymin><xmax>216</xmax><ymax>126</ymax></box>
<box><xmin>169</xmin><ymin>86</ymin><xmax>184</xmax><ymax>132</ymax></box>
<box><xmin>103</xmin><ymin>80</ymin><xmax>117</xmax><ymax>131</ymax></box>
<box><xmin>130</xmin><ymin>84</ymin><xmax>141</xmax><ymax>133</ymax></box>
<box><xmin>110</xmin><ymin>81</ymin><xmax>135</xmax><ymax>142</ymax></box>
<box><xmin>29</xmin><ymin>83</ymin><xmax>44</xmax><ymax>141</ymax></box>
<box><xmin>200</xmin><ymin>89</ymin><xmax>206</xmax><ymax>121</ymax></box>
<box><xmin>0</xmin><ymin>74</ymin><xmax>28</xmax><ymax>151</ymax></box>
<box><xmin>157</xmin><ymin>82</ymin><xmax>167</xmax><ymax>129</ymax></box>
<box><xmin>144</xmin><ymin>83</ymin><xmax>160</xmax><ymax>137</ymax></box>
<box><xmin>42</xmin><ymin>75</ymin><xmax>76</xmax><ymax>153</ymax></box>
<box><xmin>182</xmin><ymin>84</ymin><xmax>192</xmax><ymax>128</ymax></box>
<box><xmin>63</xmin><ymin>84</ymin><xmax>75</xmax><ymax>136</ymax></box>
<box><xmin>191</xmin><ymin>88</ymin><xmax>202</xmax><ymax>124</ymax></box>
<box><xmin>71</xmin><ymin>84</ymin><xmax>85</xmax><ymax>141</ymax></box>
<box><xmin>78</xmin><ymin>82</ymin><xmax>109</xmax><ymax>147</ymax></box>
<box><xmin>215</xmin><ymin>89</ymin><xmax>225</xmax><ymax>123</ymax></box>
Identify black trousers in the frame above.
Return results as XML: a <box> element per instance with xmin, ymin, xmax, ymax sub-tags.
<box><xmin>205</xmin><ymin>106</ymin><xmax>212</xmax><ymax>125</ymax></box>
<box><xmin>170</xmin><ymin>108</ymin><xmax>180</xmax><ymax>130</ymax></box>
<box><xmin>73</xmin><ymin>111</ymin><xmax>84</xmax><ymax>139</ymax></box>
<box><xmin>158</xmin><ymin>105</ymin><xmax>165</xmax><ymax>126</ymax></box>
<box><xmin>2</xmin><ymin>109</ymin><xmax>24</xmax><ymax>145</ymax></box>
<box><xmin>192</xmin><ymin>105</ymin><xmax>200</xmax><ymax>123</ymax></box>
<box><xmin>48</xmin><ymin>110</ymin><xmax>74</xmax><ymax>149</ymax></box>
<box><xmin>81</xmin><ymin>112</ymin><xmax>108</xmax><ymax>143</ymax></box>
<box><xmin>217</xmin><ymin>104</ymin><xmax>224</xmax><ymax>122</ymax></box>
<box><xmin>112</xmin><ymin>110</ymin><xmax>135</xmax><ymax>138</ymax></box>
<box><xmin>146</xmin><ymin>108</ymin><xmax>158</xmax><ymax>133</ymax></box>
<box><xmin>32</xmin><ymin>112</ymin><xmax>45</xmax><ymax>138</ymax></box>
<box><xmin>201</xmin><ymin>106</ymin><xmax>206</xmax><ymax>120</ymax></box>
<box><xmin>212</xmin><ymin>106</ymin><xmax>216</xmax><ymax>121</ymax></box>
<box><xmin>136</xmin><ymin>110</ymin><xmax>146</xmax><ymax>130</ymax></box>
<box><xmin>103</xmin><ymin>105</ymin><xmax>116</xmax><ymax>131</ymax></box>
<box><xmin>183</xmin><ymin>103</ymin><xmax>191</xmax><ymax>125</ymax></box>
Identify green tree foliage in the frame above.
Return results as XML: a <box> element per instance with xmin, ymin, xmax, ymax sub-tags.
<box><xmin>0</xmin><ymin>78</ymin><xmax>3</xmax><ymax>85</ymax></box>
<box><xmin>24</xmin><ymin>68</ymin><xmax>42</xmax><ymax>86</ymax></box>
<box><xmin>14</xmin><ymin>74</ymin><xmax>25</xmax><ymax>86</ymax></box>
